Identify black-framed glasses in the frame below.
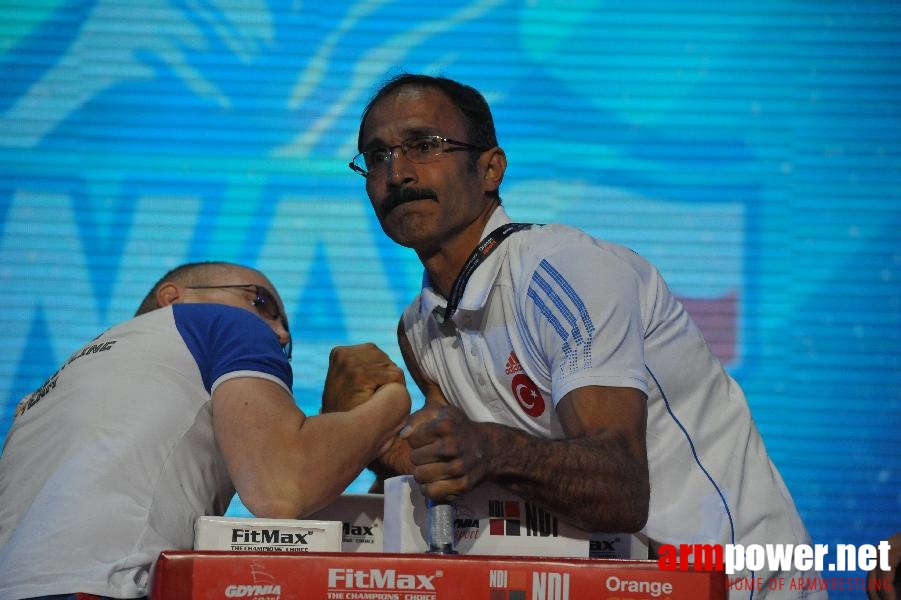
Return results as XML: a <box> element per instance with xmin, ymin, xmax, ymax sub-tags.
<box><xmin>187</xmin><ymin>284</ymin><xmax>292</xmax><ymax>360</ymax></box>
<box><xmin>349</xmin><ymin>135</ymin><xmax>488</xmax><ymax>178</ymax></box>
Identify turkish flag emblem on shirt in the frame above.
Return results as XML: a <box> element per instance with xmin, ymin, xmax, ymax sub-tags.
<box><xmin>506</xmin><ymin>352</ymin><xmax>546</xmax><ymax>417</ymax></box>
<box><xmin>512</xmin><ymin>373</ymin><xmax>546</xmax><ymax>417</ymax></box>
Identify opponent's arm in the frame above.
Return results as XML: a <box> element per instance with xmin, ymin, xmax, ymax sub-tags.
<box><xmin>365</xmin><ymin>318</ymin><xmax>449</xmax><ymax>481</ymax></box>
<box><xmin>213</xmin><ymin>377</ymin><xmax>410</xmax><ymax>518</ymax></box>
<box><xmin>321</xmin><ymin>342</ymin><xmax>407</xmax><ymax>412</ymax></box>
<box><xmin>404</xmin><ymin>384</ymin><xmax>650</xmax><ymax>533</ymax></box>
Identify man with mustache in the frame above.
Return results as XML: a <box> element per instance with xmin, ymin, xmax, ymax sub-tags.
<box><xmin>330</xmin><ymin>73</ymin><xmax>822</xmax><ymax>599</ymax></box>
<box><xmin>0</xmin><ymin>261</ymin><xmax>409</xmax><ymax>600</ymax></box>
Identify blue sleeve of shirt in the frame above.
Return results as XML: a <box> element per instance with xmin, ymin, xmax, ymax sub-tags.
<box><xmin>171</xmin><ymin>303</ymin><xmax>293</xmax><ymax>393</ymax></box>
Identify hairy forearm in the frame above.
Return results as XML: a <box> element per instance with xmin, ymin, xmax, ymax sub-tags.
<box><xmin>480</xmin><ymin>421</ymin><xmax>649</xmax><ymax>533</ymax></box>
<box><xmin>367</xmin><ymin>435</ymin><xmax>415</xmax><ymax>481</ymax></box>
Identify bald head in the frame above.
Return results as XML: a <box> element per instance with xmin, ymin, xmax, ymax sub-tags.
<box><xmin>134</xmin><ymin>262</ymin><xmax>271</xmax><ymax>316</ymax></box>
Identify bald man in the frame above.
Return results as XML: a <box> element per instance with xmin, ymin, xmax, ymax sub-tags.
<box><xmin>0</xmin><ymin>261</ymin><xmax>409</xmax><ymax>600</ymax></box>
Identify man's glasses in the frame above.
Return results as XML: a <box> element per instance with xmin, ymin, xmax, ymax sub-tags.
<box><xmin>349</xmin><ymin>135</ymin><xmax>487</xmax><ymax>178</ymax></box>
<box><xmin>186</xmin><ymin>284</ymin><xmax>292</xmax><ymax>360</ymax></box>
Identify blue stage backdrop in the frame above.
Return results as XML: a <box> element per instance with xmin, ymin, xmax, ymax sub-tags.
<box><xmin>1</xmin><ymin>2</ymin><xmax>898</xmax><ymax>595</ymax></box>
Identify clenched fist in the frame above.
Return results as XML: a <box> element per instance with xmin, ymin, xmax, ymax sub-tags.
<box><xmin>322</xmin><ymin>343</ymin><xmax>406</xmax><ymax>414</ymax></box>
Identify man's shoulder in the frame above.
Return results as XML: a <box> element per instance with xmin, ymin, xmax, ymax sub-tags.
<box><xmin>508</xmin><ymin>222</ymin><xmax>622</xmax><ymax>264</ymax></box>
<box><xmin>401</xmin><ymin>292</ymin><xmax>426</xmax><ymax>327</ymax></box>
<box><xmin>171</xmin><ymin>302</ymin><xmax>265</xmax><ymax>326</ymax></box>
<box><xmin>172</xmin><ymin>303</ymin><xmax>291</xmax><ymax>390</ymax></box>
<box><xmin>521</xmin><ymin>222</ymin><xmax>628</xmax><ymax>249</ymax></box>
<box><xmin>132</xmin><ymin>302</ymin><xmax>259</xmax><ymax>325</ymax></box>
<box><xmin>505</xmin><ymin>222</ymin><xmax>655</xmax><ymax>285</ymax></box>
<box><xmin>170</xmin><ymin>303</ymin><xmax>279</xmax><ymax>349</ymax></box>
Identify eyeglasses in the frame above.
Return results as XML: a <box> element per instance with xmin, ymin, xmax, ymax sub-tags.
<box><xmin>349</xmin><ymin>135</ymin><xmax>487</xmax><ymax>178</ymax></box>
<box><xmin>187</xmin><ymin>284</ymin><xmax>292</xmax><ymax>360</ymax></box>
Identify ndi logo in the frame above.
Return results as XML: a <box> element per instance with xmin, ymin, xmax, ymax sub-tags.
<box><xmin>533</xmin><ymin>571</ymin><xmax>570</xmax><ymax>600</ymax></box>
<box><xmin>492</xmin><ymin>569</ymin><xmax>574</xmax><ymax>599</ymax></box>
<box><xmin>489</xmin><ymin>569</ymin><xmax>529</xmax><ymax>598</ymax></box>
<box><xmin>488</xmin><ymin>500</ymin><xmax>559</xmax><ymax>537</ymax></box>
<box><xmin>525</xmin><ymin>503</ymin><xmax>559</xmax><ymax>537</ymax></box>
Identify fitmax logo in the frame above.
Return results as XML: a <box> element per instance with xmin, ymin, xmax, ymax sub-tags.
<box><xmin>343</xmin><ymin>523</ymin><xmax>375</xmax><ymax>537</ymax></box>
<box><xmin>231</xmin><ymin>529</ymin><xmax>310</xmax><ymax>545</ymax></box>
<box><xmin>590</xmin><ymin>537</ymin><xmax>622</xmax><ymax>558</ymax></box>
<box><xmin>328</xmin><ymin>568</ymin><xmax>437</xmax><ymax>590</ymax></box>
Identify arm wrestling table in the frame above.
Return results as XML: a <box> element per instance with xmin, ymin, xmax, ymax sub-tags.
<box><xmin>151</xmin><ymin>550</ymin><xmax>726</xmax><ymax>599</ymax></box>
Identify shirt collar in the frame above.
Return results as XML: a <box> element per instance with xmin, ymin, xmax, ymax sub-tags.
<box><xmin>419</xmin><ymin>206</ymin><xmax>513</xmax><ymax>322</ymax></box>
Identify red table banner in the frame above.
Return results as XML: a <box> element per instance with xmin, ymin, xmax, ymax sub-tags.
<box><xmin>152</xmin><ymin>550</ymin><xmax>727</xmax><ymax>600</ymax></box>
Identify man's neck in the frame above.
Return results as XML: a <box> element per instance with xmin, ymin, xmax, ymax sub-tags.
<box><xmin>419</xmin><ymin>203</ymin><xmax>500</xmax><ymax>298</ymax></box>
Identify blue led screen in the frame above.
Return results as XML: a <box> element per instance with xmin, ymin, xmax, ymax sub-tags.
<box><xmin>1</xmin><ymin>2</ymin><xmax>899</xmax><ymax>595</ymax></box>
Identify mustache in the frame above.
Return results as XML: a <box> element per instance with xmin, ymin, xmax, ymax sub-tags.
<box><xmin>381</xmin><ymin>187</ymin><xmax>438</xmax><ymax>216</ymax></box>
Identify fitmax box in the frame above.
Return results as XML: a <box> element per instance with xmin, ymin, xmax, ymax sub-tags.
<box><xmin>308</xmin><ymin>493</ymin><xmax>384</xmax><ymax>552</ymax></box>
<box><xmin>384</xmin><ymin>475</ymin><xmax>648</xmax><ymax>559</ymax></box>
<box><xmin>193</xmin><ymin>516</ymin><xmax>342</xmax><ymax>553</ymax></box>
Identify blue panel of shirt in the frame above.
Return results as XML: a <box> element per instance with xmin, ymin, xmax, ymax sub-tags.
<box><xmin>172</xmin><ymin>304</ymin><xmax>292</xmax><ymax>393</ymax></box>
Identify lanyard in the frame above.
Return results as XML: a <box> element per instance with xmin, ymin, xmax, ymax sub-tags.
<box><xmin>436</xmin><ymin>222</ymin><xmax>533</xmax><ymax>324</ymax></box>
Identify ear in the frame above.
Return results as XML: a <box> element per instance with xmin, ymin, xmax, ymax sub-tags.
<box><xmin>481</xmin><ymin>147</ymin><xmax>506</xmax><ymax>194</ymax></box>
<box><xmin>156</xmin><ymin>282</ymin><xmax>182</xmax><ymax>307</ymax></box>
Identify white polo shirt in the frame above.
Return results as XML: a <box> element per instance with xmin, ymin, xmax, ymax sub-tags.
<box><xmin>401</xmin><ymin>207</ymin><xmax>819</xmax><ymax>599</ymax></box>
<box><xmin>0</xmin><ymin>304</ymin><xmax>292</xmax><ymax>599</ymax></box>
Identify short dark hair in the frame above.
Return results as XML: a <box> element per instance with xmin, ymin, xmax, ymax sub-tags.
<box><xmin>134</xmin><ymin>261</ymin><xmax>231</xmax><ymax>316</ymax></box>
<box><xmin>358</xmin><ymin>73</ymin><xmax>497</xmax><ymax>152</ymax></box>
<box><xmin>358</xmin><ymin>73</ymin><xmax>500</xmax><ymax>199</ymax></box>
